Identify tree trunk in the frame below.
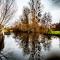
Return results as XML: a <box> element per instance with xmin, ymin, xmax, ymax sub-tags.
<box><xmin>0</xmin><ymin>32</ymin><xmax>4</xmax><ymax>51</ymax></box>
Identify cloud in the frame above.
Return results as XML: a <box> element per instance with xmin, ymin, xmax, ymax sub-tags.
<box><xmin>52</xmin><ymin>0</ymin><xmax>60</xmax><ymax>3</ymax></box>
<box><xmin>51</xmin><ymin>0</ymin><xmax>60</xmax><ymax>7</ymax></box>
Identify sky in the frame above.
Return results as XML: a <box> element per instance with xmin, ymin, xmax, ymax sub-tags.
<box><xmin>8</xmin><ymin>0</ymin><xmax>60</xmax><ymax>26</ymax></box>
<box><xmin>41</xmin><ymin>0</ymin><xmax>60</xmax><ymax>23</ymax></box>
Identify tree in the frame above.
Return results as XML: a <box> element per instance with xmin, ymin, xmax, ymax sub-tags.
<box><xmin>0</xmin><ymin>0</ymin><xmax>16</xmax><ymax>51</ymax></box>
<box><xmin>29</xmin><ymin>0</ymin><xmax>42</xmax><ymax>22</ymax></box>
<box><xmin>0</xmin><ymin>0</ymin><xmax>16</xmax><ymax>26</ymax></box>
<box><xmin>13</xmin><ymin>0</ymin><xmax>52</xmax><ymax>33</ymax></box>
<box><xmin>42</xmin><ymin>12</ymin><xmax>52</xmax><ymax>29</ymax></box>
<box><xmin>21</xmin><ymin>7</ymin><xmax>30</xmax><ymax>24</ymax></box>
<box><xmin>20</xmin><ymin>7</ymin><xmax>30</xmax><ymax>31</ymax></box>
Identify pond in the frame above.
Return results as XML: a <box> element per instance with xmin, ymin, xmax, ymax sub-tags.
<box><xmin>1</xmin><ymin>33</ymin><xmax>60</xmax><ymax>60</ymax></box>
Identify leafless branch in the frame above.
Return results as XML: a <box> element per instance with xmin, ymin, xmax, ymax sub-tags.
<box><xmin>0</xmin><ymin>0</ymin><xmax>16</xmax><ymax>26</ymax></box>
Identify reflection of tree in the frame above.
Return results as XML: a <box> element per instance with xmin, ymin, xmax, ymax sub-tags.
<box><xmin>18</xmin><ymin>33</ymin><xmax>42</xmax><ymax>60</ymax></box>
<box><xmin>0</xmin><ymin>32</ymin><xmax>4</xmax><ymax>51</ymax></box>
<box><xmin>20</xmin><ymin>33</ymin><xmax>30</xmax><ymax>55</ymax></box>
<box><xmin>43</xmin><ymin>40</ymin><xmax>51</xmax><ymax>51</ymax></box>
<box><xmin>29</xmin><ymin>42</ymin><xmax>41</xmax><ymax>60</ymax></box>
<box><xmin>41</xmin><ymin>35</ymin><xmax>51</xmax><ymax>51</ymax></box>
<box><xmin>29</xmin><ymin>33</ymin><xmax>41</xmax><ymax>60</ymax></box>
<box><xmin>15</xmin><ymin>33</ymin><xmax>52</xmax><ymax>60</ymax></box>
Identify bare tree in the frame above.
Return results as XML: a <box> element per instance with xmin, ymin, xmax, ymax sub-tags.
<box><xmin>21</xmin><ymin>7</ymin><xmax>30</xmax><ymax>24</ymax></box>
<box><xmin>0</xmin><ymin>0</ymin><xmax>16</xmax><ymax>51</ymax></box>
<box><xmin>42</xmin><ymin>12</ymin><xmax>52</xmax><ymax>28</ymax></box>
<box><xmin>0</xmin><ymin>0</ymin><xmax>16</xmax><ymax>26</ymax></box>
<box><xmin>29</xmin><ymin>0</ymin><xmax>42</xmax><ymax>22</ymax></box>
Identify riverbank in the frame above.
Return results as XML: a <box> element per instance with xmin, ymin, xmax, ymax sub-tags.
<box><xmin>48</xmin><ymin>30</ymin><xmax>60</xmax><ymax>35</ymax></box>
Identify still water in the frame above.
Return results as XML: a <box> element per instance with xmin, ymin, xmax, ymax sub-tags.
<box><xmin>2</xmin><ymin>33</ymin><xmax>60</xmax><ymax>60</ymax></box>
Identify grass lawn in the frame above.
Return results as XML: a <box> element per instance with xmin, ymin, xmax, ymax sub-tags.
<box><xmin>48</xmin><ymin>30</ymin><xmax>60</xmax><ymax>35</ymax></box>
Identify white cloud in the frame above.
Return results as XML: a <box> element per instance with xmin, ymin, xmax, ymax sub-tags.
<box><xmin>7</xmin><ymin>0</ymin><xmax>60</xmax><ymax>26</ymax></box>
<box><xmin>42</xmin><ymin>0</ymin><xmax>60</xmax><ymax>23</ymax></box>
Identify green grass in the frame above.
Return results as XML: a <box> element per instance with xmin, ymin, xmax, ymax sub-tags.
<box><xmin>48</xmin><ymin>30</ymin><xmax>60</xmax><ymax>35</ymax></box>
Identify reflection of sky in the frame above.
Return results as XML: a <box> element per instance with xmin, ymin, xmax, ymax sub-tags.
<box><xmin>3</xmin><ymin>35</ymin><xmax>29</xmax><ymax>60</ymax></box>
<box><xmin>51</xmin><ymin>37</ymin><xmax>60</xmax><ymax>50</ymax></box>
<box><xmin>2</xmin><ymin>34</ymin><xmax>60</xmax><ymax>60</ymax></box>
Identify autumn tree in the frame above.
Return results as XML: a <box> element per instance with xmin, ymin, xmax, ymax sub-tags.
<box><xmin>28</xmin><ymin>0</ymin><xmax>42</xmax><ymax>32</ymax></box>
<box><xmin>20</xmin><ymin>7</ymin><xmax>30</xmax><ymax>31</ymax></box>
<box><xmin>13</xmin><ymin>0</ymin><xmax>52</xmax><ymax>33</ymax></box>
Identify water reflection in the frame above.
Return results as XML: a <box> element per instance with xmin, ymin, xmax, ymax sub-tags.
<box><xmin>2</xmin><ymin>33</ymin><xmax>60</xmax><ymax>60</ymax></box>
<box><xmin>13</xmin><ymin>33</ymin><xmax>53</xmax><ymax>60</ymax></box>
